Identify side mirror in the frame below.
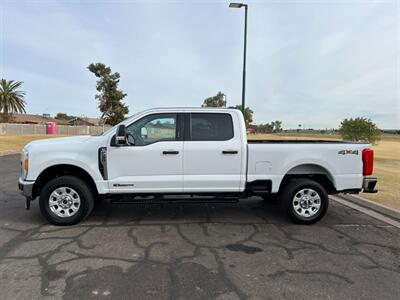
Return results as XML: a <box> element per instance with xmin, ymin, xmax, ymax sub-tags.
<box><xmin>115</xmin><ymin>124</ymin><xmax>127</xmax><ymax>146</ymax></box>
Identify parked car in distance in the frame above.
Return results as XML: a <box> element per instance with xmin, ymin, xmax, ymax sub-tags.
<box><xmin>18</xmin><ymin>108</ymin><xmax>377</xmax><ymax>225</ymax></box>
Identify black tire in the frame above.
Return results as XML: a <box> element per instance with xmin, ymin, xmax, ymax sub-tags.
<box><xmin>280</xmin><ymin>179</ymin><xmax>328</xmax><ymax>224</ymax></box>
<box><xmin>39</xmin><ymin>176</ymin><xmax>95</xmax><ymax>225</ymax></box>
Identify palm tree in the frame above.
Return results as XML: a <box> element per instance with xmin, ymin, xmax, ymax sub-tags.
<box><xmin>0</xmin><ymin>79</ymin><xmax>26</xmax><ymax>121</ymax></box>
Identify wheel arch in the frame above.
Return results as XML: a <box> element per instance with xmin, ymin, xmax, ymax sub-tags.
<box><xmin>33</xmin><ymin>164</ymin><xmax>98</xmax><ymax>199</ymax></box>
<box><xmin>278</xmin><ymin>163</ymin><xmax>337</xmax><ymax>194</ymax></box>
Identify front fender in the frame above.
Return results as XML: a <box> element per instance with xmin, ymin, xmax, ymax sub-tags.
<box><xmin>28</xmin><ymin>156</ymin><xmax>102</xmax><ymax>183</ymax></box>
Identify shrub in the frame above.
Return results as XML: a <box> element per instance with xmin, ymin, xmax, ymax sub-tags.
<box><xmin>339</xmin><ymin>117</ymin><xmax>381</xmax><ymax>144</ymax></box>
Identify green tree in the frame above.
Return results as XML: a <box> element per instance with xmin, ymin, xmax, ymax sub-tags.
<box><xmin>55</xmin><ymin>112</ymin><xmax>76</xmax><ymax>120</ymax></box>
<box><xmin>339</xmin><ymin>117</ymin><xmax>381</xmax><ymax>144</ymax></box>
<box><xmin>272</xmin><ymin>120</ymin><xmax>282</xmax><ymax>132</ymax></box>
<box><xmin>201</xmin><ymin>91</ymin><xmax>226</xmax><ymax>108</ymax></box>
<box><xmin>87</xmin><ymin>63</ymin><xmax>129</xmax><ymax>125</ymax></box>
<box><xmin>255</xmin><ymin>123</ymin><xmax>274</xmax><ymax>133</ymax></box>
<box><xmin>233</xmin><ymin>105</ymin><xmax>253</xmax><ymax>125</ymax></box>
<box><xmin>0</xmin><ymin>79</ymin><xmax>26</xmax><ymax>122</ymax></box>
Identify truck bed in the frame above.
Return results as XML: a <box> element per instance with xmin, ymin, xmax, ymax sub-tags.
<box><xmin>247</xmin><ymin>140</ymin><xmax>370</xmax><ymax>193</ymax></box>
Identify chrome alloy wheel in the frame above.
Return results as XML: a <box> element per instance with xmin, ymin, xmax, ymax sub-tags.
<box><xmin>49</xmin><ymin>187</ymin><xmax>81</xmax><ymax>218</ymax></box>
<box><xmin>292</xmin><ymin>188</ymin><xmax>321</xmax><ymax>218</ymax></box>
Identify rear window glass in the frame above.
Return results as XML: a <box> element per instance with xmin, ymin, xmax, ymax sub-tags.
<box><xmin>191</xmin><ymin>113</ymin><xmax>234</xmax><ymax>141</ymax></box>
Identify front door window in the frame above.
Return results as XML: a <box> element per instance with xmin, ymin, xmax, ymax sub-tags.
<box><xmin>126</xmin><ymin>113</ymin><xmax>177</xmax><ymax>146</ymax></box>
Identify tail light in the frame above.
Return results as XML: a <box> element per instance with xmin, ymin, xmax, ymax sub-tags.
<box><xmin>362</xmin><ymin>148</ymin><xmax>374</xmax><ymax>176</ymax></box>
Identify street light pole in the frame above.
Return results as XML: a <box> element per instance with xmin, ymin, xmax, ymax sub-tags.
<box><xmin>229</xmin><ymin>2</ymin><xmax>248</xmax><ymax>114</ymax></box>
<box><xmin>242</xmin><ymin>4</ymin><xmax>248</xmax><ymax>114</ymax></box>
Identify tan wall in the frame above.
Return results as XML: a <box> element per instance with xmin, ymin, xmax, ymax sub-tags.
<box><xmin>0</xmin><ymin>123</ymin><xmax>111</xmax><ymax>136</ymax></box>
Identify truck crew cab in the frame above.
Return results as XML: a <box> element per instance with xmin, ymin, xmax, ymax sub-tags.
<box><xmin>18</xmin><ymin>108</ymin><xmax>377</xmax><ymax>225</ymax></box>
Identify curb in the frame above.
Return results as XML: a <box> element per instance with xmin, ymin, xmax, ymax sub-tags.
<box><xmin>336</xmin><ymin>194</ymin><xmax>400</xmax><ymax>222</ymax></box>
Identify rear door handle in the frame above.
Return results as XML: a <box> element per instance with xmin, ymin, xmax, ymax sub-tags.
<box><xmin>222</xmin><ymin>150</ymin><xmax>238</xmax><ymax>154</ymax></box>
<box><xmin>162</xmin><ymin>150</ymin><xmax>179</xmax><ymax>155</ymax></box>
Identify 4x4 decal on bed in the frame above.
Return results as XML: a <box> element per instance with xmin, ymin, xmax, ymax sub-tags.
<box><xmin>338</xmin><ymin>150</ymin><xmax>359</xmax><ymax>155</ymax></box>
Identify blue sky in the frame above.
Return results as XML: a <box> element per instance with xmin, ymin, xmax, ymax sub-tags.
<box><xmin>1</xmin><ymin>0</ymin><xmax>399</xmax><ymax>128</ymax></box>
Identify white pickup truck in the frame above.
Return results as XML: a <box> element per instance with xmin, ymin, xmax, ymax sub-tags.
<box><xmin>18</xmin><ymin>108</ymin><xmax>377</xmax><ymax>225</ymax></box>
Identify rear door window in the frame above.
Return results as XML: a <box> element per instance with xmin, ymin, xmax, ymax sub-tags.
<box><xmin>190</xmin><ymin>113</ymin><xmax>234</xmax><ymax>141</ymax></box>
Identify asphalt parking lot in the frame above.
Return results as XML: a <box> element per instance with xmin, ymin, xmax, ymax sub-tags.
<box><xmin>0</xmin><ymin>154</ymin><xmax>399</xmax><ymax>299</ymax></box>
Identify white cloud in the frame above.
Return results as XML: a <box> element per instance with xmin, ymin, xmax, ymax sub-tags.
<box><xmin>319</xmin><ymin>33</ymin><xmax>346</xmax><ymax>56</ymax></box>
<box><xmin>1</xmin><ymin>0</ymin><xmax>398</xmax><ymax>128</ymax></box>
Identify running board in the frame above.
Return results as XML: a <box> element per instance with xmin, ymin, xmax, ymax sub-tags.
<box><xmin>110</xmin><ymin>197</ymin><xmax>239</xmax><ymax>205</ymax></box>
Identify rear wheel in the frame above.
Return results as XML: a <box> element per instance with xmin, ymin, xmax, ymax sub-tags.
<box><xmin>39</xmin><ymin>176</ymin><xmax>94</xmax><ymax>225</ymax></box>
<box><xmin>281</xmin><ymin>179</ymin><xmax>328</xmax><ymax>224</ymax></box>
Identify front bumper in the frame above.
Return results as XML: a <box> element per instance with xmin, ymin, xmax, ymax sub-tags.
<box><xmin>18</xmin><ymin>177</ymin><xmax>35</xmax><ymax>199</ymax></box>
<box><xmin>362</xmin><ymin>176</ymin><xmax>378</xmax><ymax>193</ymax></box>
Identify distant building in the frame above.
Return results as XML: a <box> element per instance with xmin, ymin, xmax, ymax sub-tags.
<box><xmin>85</xmin><ymin>118</ymin><xmax>101</xmax><ymax>126</ymax></box>
<box><xmin>7</xmin><ymin>113</ymin><xmax>68</xmax><ymax>125</ymax></box>
<box><xmin>3</xmin><ymin>114</ymin><xmax>101</xmax><ymax>126</ymax></box>
<box><xmin>66</xmin><ymin>117</ymin><xmax>96</xmax><ymax>126</ymax></box>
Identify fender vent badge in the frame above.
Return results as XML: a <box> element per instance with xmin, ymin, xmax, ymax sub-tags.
<box><xmin>113</xmin><ymin>183</ymin><xmax>135</xmax><ymax>187</ymax></box>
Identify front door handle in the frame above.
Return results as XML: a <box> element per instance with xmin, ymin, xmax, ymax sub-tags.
<box><xmin>163</xmin><ymin>150</ymin><xmax>179</xmax><ymax>155</ymax></box>
<box><xmin>222</xmin><ymin>150</ymin><xmax>238</xmax><ymax>154</ymax></box>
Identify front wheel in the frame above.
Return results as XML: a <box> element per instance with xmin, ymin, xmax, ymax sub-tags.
<box><xmin>280</xmin><ymin>179</ymin><xmax>328</xmax><ymax>224</ymax></box>
<box><xmin>39</xmin><ymin>176</ymin><xmax>94</xmax><ymax>225</ymax></box>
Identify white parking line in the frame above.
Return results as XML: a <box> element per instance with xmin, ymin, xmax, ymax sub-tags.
<box><xmin>331</xmin><ymin>195</ymin><xmax>400</xmax><ymax>229</ymax></box>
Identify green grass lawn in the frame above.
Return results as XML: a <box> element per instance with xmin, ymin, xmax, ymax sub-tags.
<box><xmin>0</xmin><ymin>135</ymin><xmax>65</xmax><ymax>156</ymax></box>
